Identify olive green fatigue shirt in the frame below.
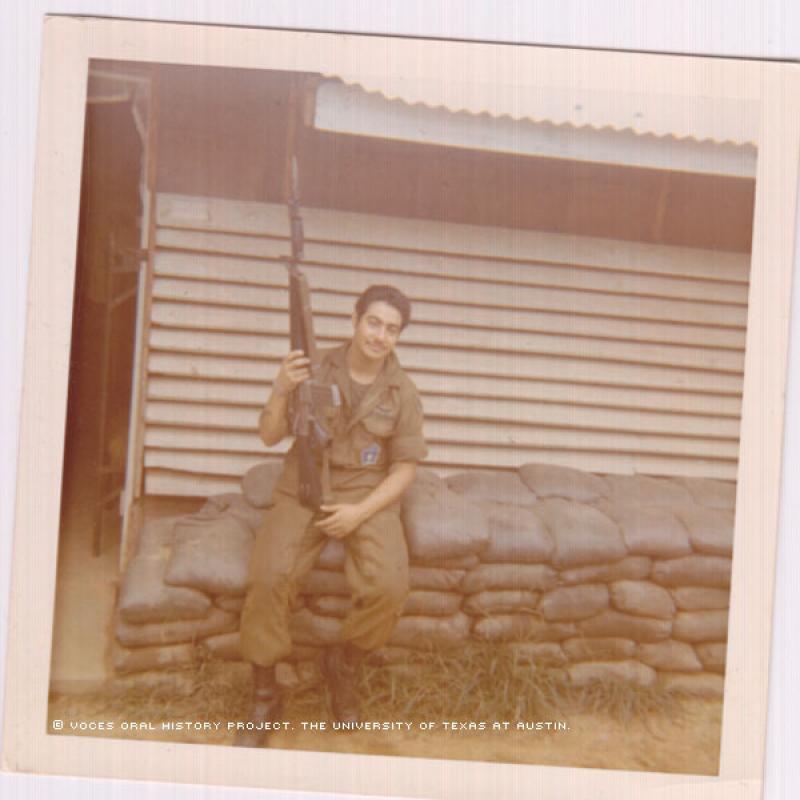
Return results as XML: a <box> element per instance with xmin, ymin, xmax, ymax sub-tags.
<box><xmin>273</xmin><ymin>342</ymin><xmax>428</xmax><ymax>503</ymax></box>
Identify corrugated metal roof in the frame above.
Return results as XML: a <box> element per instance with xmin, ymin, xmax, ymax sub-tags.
<box><xmin>313</xmin><ymin>79</ymin><xmax>757</xmax><ymax>177</ymax></box>
<box><xmin>321</xmin><ymin>74</ymin><xmax>758</xmax><ymax>147</ymax></box>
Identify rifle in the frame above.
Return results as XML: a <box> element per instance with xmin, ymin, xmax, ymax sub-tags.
<box><xmin>286</xmin><ymin>156</ymin><xmax>341</xmax><ymax>510</ymax></box>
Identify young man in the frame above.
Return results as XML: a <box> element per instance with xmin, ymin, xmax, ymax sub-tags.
<box><xmin>235</xmin><ymin>284</ymin><xmax>427</xmax><ymax>747</ymax></box>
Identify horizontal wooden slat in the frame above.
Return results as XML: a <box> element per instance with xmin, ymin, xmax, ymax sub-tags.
<box><xmin>145</xmin><ymin>427</ymin><xmax>276</xmax><ymax>453</ymax></box>
<box><xmin>424</xmin><ymin>445</ymin><xmax>736</xmax><ymax>479</ymax></box>
<box><xmin>144</xmin><ymin>471</ymin><xmax>246</xmax><ymax>498</ymax></box>
<box><xmin>156</xmin><ymin>228</ymin><xmax>749</xmax><ymax>304</ymax></box>
<box><xmin>144</xmin><ymin>427</ymin><xmax>740</xmax><ymax>475</ymax></box>
<box><xmin>156</xmin><ymin>194</ymin><xmax>751</xmax><ymax>283</ymax></box>
<box><xmin>144</xmin><ymin>401</ymin><xmax>739</xmax><ymax>460</ymax></box>
<box><xmin>150</xmin><ymin>300</ymin><xmax>745</xmax><ymax>372</ymax></box>
<box><xmin>146</xmin><ymin>375</ymin><xmax>742</xmax><ymax>418</ymax></box>
<box><xmin>148</xmin><ymin>425</ymin><xmax>737</xmax><ymax>469</ymax></box>
<box><xmin>144</xmin><ymin>444</ymin><xmax>735</xmax><ymax>483</ymax></box>
<box><xmin>154</xmin><ymin>250</ymin><xmax>748</xmax><ymax>327</ymax></box>
<box><xmin>152</xmin><ymin>276</ymin><xmax>746</xmax><ymax>349</ymax></box>
<box><xmin>148</xmin><ymin>328</ymin><xmax>744</xmax><ymax>394</ymax></box>
<box><xmin>147</xmin><ymin>353</ymin><xmax>743</xmax><ymax>415</ymax></box>
<box><xmin>146</xmin><ymin>379</ymin><xmax>740</xmax><ymax>439</ymax></box>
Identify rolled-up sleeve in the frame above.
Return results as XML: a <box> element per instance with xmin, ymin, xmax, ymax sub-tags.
<box><xmin>389</xmin><ymin>385</ymin><xmax>428</xmax><ymax>463</ymax></box>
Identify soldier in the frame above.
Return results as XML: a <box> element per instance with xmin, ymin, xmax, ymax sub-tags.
<box><xmin>235</xmin><ymin>284</ymin><xmax>427</xmax><ymax>747</ymax></box>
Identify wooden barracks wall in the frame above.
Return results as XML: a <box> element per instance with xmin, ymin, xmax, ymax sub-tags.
<box><xmin>139</xmin><ymin>193</ymin><xmax>749</xmax><ymax>497</ymax></box>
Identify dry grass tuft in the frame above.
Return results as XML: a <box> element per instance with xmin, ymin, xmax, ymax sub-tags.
<box><xmin>51</xmin><ymin>641</ymin><xmax>689</xmax><ymax>729</ymax></box>
<box><xmin>359</xmin><ymin>644</ymin><xmax>682</xmax><ymax>723</ymax></box>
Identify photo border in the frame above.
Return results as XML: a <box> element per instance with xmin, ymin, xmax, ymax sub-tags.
<box><xmin>4</xmin><ymin>15</ymin><xmax>799</xmax><ymax>799</ymax></box>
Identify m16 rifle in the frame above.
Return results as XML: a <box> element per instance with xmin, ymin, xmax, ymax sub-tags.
<box><xmin>286</xmin><ymin>156</ymin><xmax>341</xmax><ymax>511</ymax></box>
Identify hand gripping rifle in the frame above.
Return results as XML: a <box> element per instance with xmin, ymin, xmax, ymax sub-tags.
<box><xmin>286</xmin><ymin>156</ymin><xmax>341</xmax><ymax>510</ymax></box>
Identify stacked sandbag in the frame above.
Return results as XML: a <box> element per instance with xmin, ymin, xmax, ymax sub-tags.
<box><xmin>113</xmin><ymin>461</ymin><xmax>733</xmax><ymax>697</ymax></box>
<box><xmin>112</xmin><ymin>463</ymin><xmax>282</xmax><ymax>672</ymax></box>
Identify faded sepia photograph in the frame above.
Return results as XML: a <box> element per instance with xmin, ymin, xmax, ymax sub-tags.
<box><xmin>48</xmin><ymin>53</ymin><xmax>754</xmax><ymax>775</ymax></box>
<box><xmin>6</xmin><ymin>16</ymin><xmax>798</xmax><ymax>800</ymax></box>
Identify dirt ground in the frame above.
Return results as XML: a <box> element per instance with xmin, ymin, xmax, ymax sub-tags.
<box><xmin>48</xmin><ymin>669</ymin><xmax>722</xmax><ymax>775</ymax></box>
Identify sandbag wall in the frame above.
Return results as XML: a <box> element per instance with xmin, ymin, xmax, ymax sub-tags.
<box><xmin>113</xmin><ymin>463</ymin><xmax>734</xmax><ymax>695</ymax></box>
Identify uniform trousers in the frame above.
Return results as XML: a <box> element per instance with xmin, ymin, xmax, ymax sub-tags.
<box><xmin>239</xmin><ymin>488</ymin><xmax>409</xmax><ymax>668</ymax></box>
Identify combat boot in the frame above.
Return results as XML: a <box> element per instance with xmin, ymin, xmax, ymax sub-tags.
<box><xmin>320</xmin><ymin>642</ymin><xmax>366</xmax><ymax>724</ymax></box>
<box><xmin>233</xmin><ymin>663</ymin><xmax>283</xmax><ymax>748</ymax></box>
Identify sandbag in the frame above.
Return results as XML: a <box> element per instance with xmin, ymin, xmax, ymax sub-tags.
<box><xmin>540</xmin><ymin>584</ymin><xmax>609</xmax><ymax>622</ymax></box>
<box><xmin>638</xmin><ymin>640</ymin><xmax>703</xmax><ymax>672</ymax></box>
<box><xmin>480</xmin><ymin>503</ymin><xmax>554</xmax><ymax>564</ymax></box>
<box><xmin>672</xmin><ymin>610</ymin><xmax>729</xmax><ymax>643</ymax></box>
<box><xmin>389</xmin><ymin>612</ymin><xmax>471</xmax><ymax>649</ymax></box>
<box><xmin>577</xmin><ymin>610</ymin><xmax>672</xmax><ymax>643</ymax></box>
<box><xmin>116</xmin><ymin>607</ymin><xmax>238</xmax><ymax>648</ymax></box>
<box><xmin>215</xmin><ymin>595</ymin><xmax>245</xmax><ymax>613</ymax></box>
<box><xmin>658</xmin><ymin>671</ymin><xmax>724</xmax><ymax>696</ymax></box>
<box><xmin>164</xmin><ymin>513</ymin><xmax>253</xmax><ymax>596</ymax></box>
<box><xmin>241</xmin><ymin>461</ymin><xmax>283</xmax><ymax>508</ymax></box>
<box><xmin>199</xmin><ymin>493</ymin><xmax>264</xmax><ymax>533</ymax></box>
<box><xmin>317</xmin><ymin>539</ymin><xmax>346</xmax><ymax>570</ymax></box>
<box><xmin>670</xmin><ymin>586</ymin><xmax>730</xmax><ymax>611</ymax></box>
<box><xmin>118</xmin><ymin>549</ymin><xmax>212</xmax><ymax>624</ymax></box>
<box><xmin>604</xmin><ymin>474</ymin><xmax>694</xmax><ymax>507</ymax></box>
<box><xmin>446</xmin><ymin>470</ymin><xmax>537</xmax><ymax>506</ymax></box>
<box><xmin>307</xmin><ymin>594</ymin><xmax>351</xmax><ymax>618</ymax></box>
<box><xmin>290</xmin><ymin>608</ymin><xmax>343</xmax><ymax>646</ymax></box>
<box><xmin>567</xmin><ymin>660</ymin><xmax>657</xmax><ymax>688</ymax></box>
<box><xmin>609</xmin><ymin>580</ymin><xmax>676</xmax><ymax>620</ymax></box>
<box><xmin>136</xmin><ymin>516</ymin><xmax>181</xmax><ymax>557</ymax></box>
<box><xmin>559</xmin><ymin>556</ymin><xmax>652</xmax><ymax>585</ymax></box>
<box><xmin>461</xmin><ymin>563</ymin><xmax>558</xmax><ymax>594</ymax></box>
<box><xmin>411</xmin><ymin>468</ymin><xmax>447</xmax><ymax>490</ymax></box>
<box><xmin>651</xmin><ymin>555</ymin><xmax>732</xmax><ymax>588</ymax></box>
<box><xmin>595</xmin><ymin>501</ymin><xmax>691</xmax><ymax>559</ymax></box>
<box><xmin>299</xmin><ymin>568</ymin><xmax>350</xmax><ymax>596</ymax></box>
<box><xmin>409</xmin><ymin>566</ymin><xmax>466</xmax><ymax>592</ymax></box>
<box><xmin>463</xmin><ymin>590</ymin><xmax>541</xmax><ymax>616</ymax></box>
<box><xmin>694</xmin><ymin>642</ymin><xmax>727</xmax><ymax>673</ymax></box>
<box><xmin>519</xmin><ymin>463</ymin><xmax>609</xmax><ymax>502</ymax></box>
<box><xmin>676</xmin><ymin>477</ymin><xmax>737</xmax><ymax>510</ymax></box>
<box><xmin>510</xmin><ymin>642</ymin><xmax>567</xmax><ymax>665</ymax></box>
<box><xmin>200</xmin><ymin>631</ymin><xmax>242</xmax><ymax>661</ymax></box>
<box><xmin>403</xmin><ymin>590</ymin><xmax>463</xmax><ymax>617</ymax></box>
<box><xmin>562</xmin><ymin>637</ymin><xmax>637</xmax><ymax>662</ymax></box>
<box><xmin>431</xmin><ymin>553</ymin><xmax>482</xmax><ymax>570</ymax></box>
<box><xmin>472</xmin><ymin>615</ymin><xmax>577</xmax><ymax>642</ymax></box>
<box><xmin>672</xmin><ymin>505</ymin><xmax>735</xmax><ymax>557</ymax></box>
<box><xmin>401</xmin><ymin>482</ymin><xmax>490</xmax><ymax>563</ymax></box>
<box><xmin>111</xmin><ymin>641</ymin><xmax>195</xmax><ymax>674</ymax></box>
<box><xmin>535</xmin><ymin>498</ymin><xmax>626</xmax><ymax>568</ymax></box>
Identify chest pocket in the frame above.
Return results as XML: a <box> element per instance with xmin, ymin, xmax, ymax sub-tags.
<box><xmin>361</xmin><ymin>392</ymin><xmax>400</xmax><ymax>438</ymax></box>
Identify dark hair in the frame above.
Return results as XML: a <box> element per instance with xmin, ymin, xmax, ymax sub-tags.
<box><xmin>354</xmin><ymin>285</ymin><xmax>412</xmax><ymax>330</ymax></box>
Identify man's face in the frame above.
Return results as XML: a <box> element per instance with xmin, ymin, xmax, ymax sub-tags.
<box><xmin>351</xmin><ymin>301</ymin><xmax>403</xmax><ymax>363</ymax></box>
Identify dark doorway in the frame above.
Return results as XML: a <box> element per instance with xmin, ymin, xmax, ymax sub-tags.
<box><xmin>60</xmin><ymin>95</ymin><xmax>143</xmax><ymax>557</ymax></box>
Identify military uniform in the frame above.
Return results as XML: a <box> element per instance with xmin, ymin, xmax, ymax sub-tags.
<box><xmin>240</xmin><ymin>343</ymin><xmax>427</xmax><ymax>667</ymax></box>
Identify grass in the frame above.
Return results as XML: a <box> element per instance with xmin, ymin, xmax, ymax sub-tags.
<box><xmin>50</xmin><ymin>641</ymin><xmax>688</xmax><ymax>733</ymax></box>
<box><xmin>360</xmin><ymin>644</ymin><xmax>682</xmax><ymax>723</ymax></box>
